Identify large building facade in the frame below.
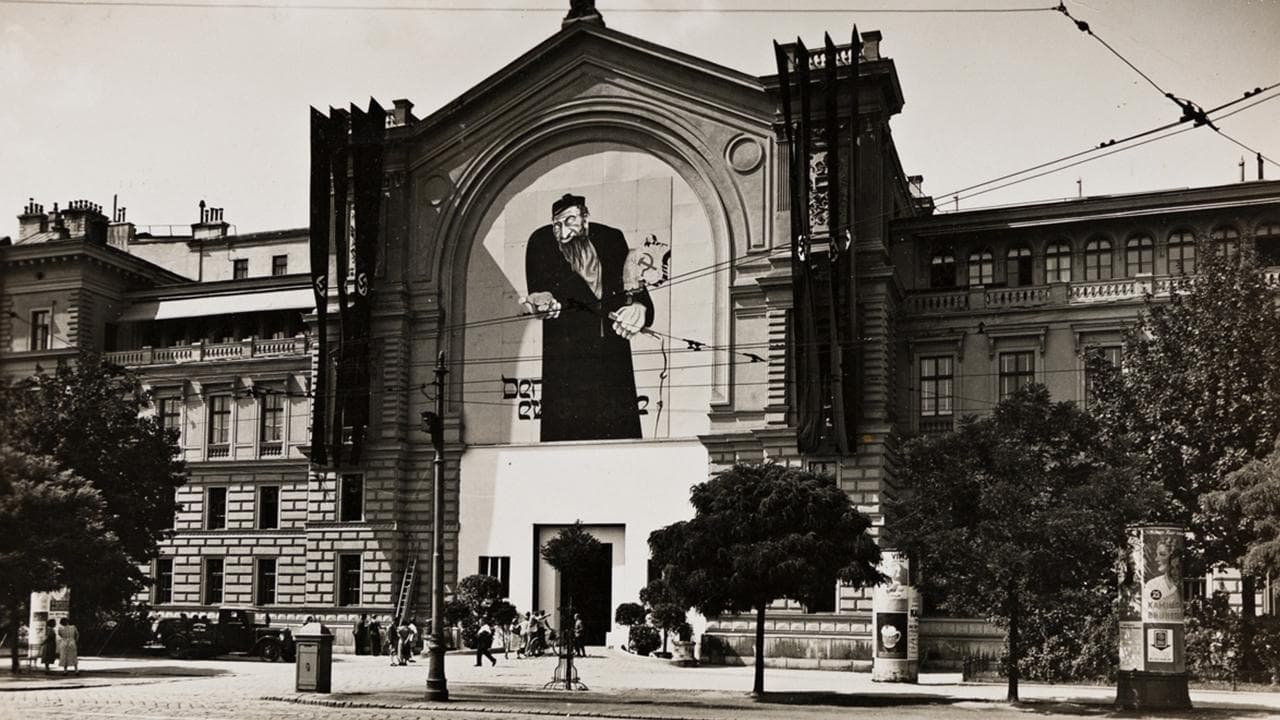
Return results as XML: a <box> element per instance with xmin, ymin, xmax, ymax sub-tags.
<box><xmin>3</xmin><ymin>12</ymin><xmax>1278</xmax><ymax>667</ymax></box>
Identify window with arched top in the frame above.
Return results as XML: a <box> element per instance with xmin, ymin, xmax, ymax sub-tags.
<box><xmin>1125</xmin><ymin>234</ymin><xmax>1154</xmax><ymax>276</ymax></box>
<box><xmin>1084</xmin><ymin>238</ymin><xmax>1113</xmax><ymax>281</ymax></box>
<box><xmin>929</xmin><ymin>252</ymin><xmax>957</xmax><ymax>289</ymax></box>
<box><xmin>1256</xmin><ymin>221</ymin><xmax>1280</xmax><ymax>266</ymax></box>
<box><xmin>967</xmin><ymin>249</ymin><xmax>994</xmax><ymax>286</ymax></box>
<box><xmin>1211</xmin><ymin>225</ymin><xmax>1240</xmax><ymax>259</ymax></box>
<box><xmin>1045</xmin><ymin>242</ymin><xmax>1072</xmax><ymax>283</ymax></box>
<box><xmin>1006</xmin><ymin>245</ymin><xmax>1033</xmax><ymax>287</ymax></box>
<box><xmin>1167</xmin><ymin>230</ymin><xmax>1196</xmax><ymax>275</ymax></box>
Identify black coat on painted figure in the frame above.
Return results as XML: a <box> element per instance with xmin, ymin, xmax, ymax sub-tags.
<box><xmin>525</xmin><ymin>222</ymin><xmax>653</xmax><ymax>442</ymax></box>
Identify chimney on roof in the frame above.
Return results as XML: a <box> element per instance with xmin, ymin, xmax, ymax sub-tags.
<box><xmin>62</xmin><ymin>199</ymin><xmax>108</xmax><ymax>244</ymax></box>
<box><xmin>860</xmin><ymin>30</ymin><xmax>882</xmax><ymax>61</ymax></box>
<box><xmin>192</xmin><ymin>200</ymin><xmax>229</xmax><ymax>241</ymax></box>
<box><xmin>390</xmin><ymin>98</ymin><xmax>416</xmax><ymax>128</ymax></box>
<box><xmin>562</xmin><ymin>0</ymin><xmax>604</xmax><ymax>29</ymax></box>
<box><xmin>18</xmin><ymin>198</ymin><xmax>48</xmax><ymax>242</ymax></box>
<box><xmin>108</xmin><ymin>205</ymin><xmax>134</xmax><ymax>250</ymax></box>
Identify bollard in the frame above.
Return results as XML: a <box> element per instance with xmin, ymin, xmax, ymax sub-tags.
<box><xmin>295</xmin><ymin>622</ymin><xmax>333</xmax><ymax>693</ymax></box>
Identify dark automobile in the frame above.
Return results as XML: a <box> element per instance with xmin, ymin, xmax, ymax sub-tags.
<box><xmin>151</xmin><ymin>607</ymin><xmax>294</xmax><ymax>661</ymax></box>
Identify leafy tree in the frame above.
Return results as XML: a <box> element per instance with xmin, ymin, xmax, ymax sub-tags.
<box><xmin>0</xmin><ymin>353</ymin><xmax>186</xmax><ymax>621</ymax></box>
<box><xmin>649</xmin><ymin>463</ymin><xmax>880</xmax><ymax>695</ymax></box>
<box><xmin>614</xmin><ymin>602</ymin><xmax>646</xmax><ymax>627</ymax></box>
<box><xmin>889</xmin><ymin>386</ymin><xmax>1156</xmax><ymax>701</ymax></box>
<box><xmin>640</xmin><ymin>578</ymin><xmax>685</xmax><ymax>655</ymax></box>
<box><xmin>540</xmin><ymin>521</ymin><xmax>604</xmax><ymax>625</ymax></box>
<box><xmin>1091</xmin><ymin>244</ymin><xmax>1280</xmax><ymax>670</ymax></box>
<box><xmin>457</xmin><ymin>574</ymin><xmax>505</xmax><ymax>611</ymax></box>
<box><xmin>0</xmin><ymin>447</ymin><xmax>118</xmax><ymax>673</ymax></box>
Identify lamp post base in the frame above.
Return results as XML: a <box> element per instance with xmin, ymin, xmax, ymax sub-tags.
<box><xmin>425</xmin><ymin>637</ymin><xmax>448</xmax><ymax>701</ymax></box>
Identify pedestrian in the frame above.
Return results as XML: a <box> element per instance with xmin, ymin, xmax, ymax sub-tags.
<box><xmin>573</xmin><ymin>613</ymin><xmax>586</xmax><ymax>657</ymax></box>
<box><xmin>57</xmin><ymin>618</ymin><xmax>79</xmax><ymax>674</ymax></box>
<box><xmin>395</xmin><ymin>618</ymin><xmax>412</xmax><ymax>666</ymax></box>
<box><xmin>40</xmin><ymin>623</ymin><xmax>57</xmax><ymax>671</ymax></box>
<box><xmin>354</xmin><ymin>614</ymin><xmax>368</xmax><ymax>655</ymax></box>
<box><xmin>474</xmin><ymin>617</ymin><xmax>497</xmax><ymax>667</ymax></box>
<box><xmin>407</xmin><ymin>617</ymin><xmax>420</xmax><ymax>662</ymax></box>
<box><xmin>518</xmin><ymin>612</ymin><xmax>532</xmax><ymax>657</ymax></box>
<box><xmin>507</xmin><ymin>617</ymin><xmax>521</xmax><ymax>659</ymax></box>
<box><xmin>369</xmin><ymin>615</ymin><xmax>383</xmax><ymax>656</ymax></box>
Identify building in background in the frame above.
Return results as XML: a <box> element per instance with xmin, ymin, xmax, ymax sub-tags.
<box><xmin>3</xmin><ymin>7</ymin><xmax>1278</xmax><ymax>663</ymax></box>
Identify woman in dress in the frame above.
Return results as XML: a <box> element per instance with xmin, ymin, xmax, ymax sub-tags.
<box><xmin>57</xmin><ymin>618</ymin><xmax>79</xmax><ymax>674</ymax></box>
<box><xmin>40</xmin><ymin>624</ymin><xmax>57</xmax><ymax>671</ymax></box>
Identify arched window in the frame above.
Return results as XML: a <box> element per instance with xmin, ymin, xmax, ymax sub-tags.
<box><xmin>967</xmin><ymin>249</ymin><xmax>994</xmax><ymax>286</ymax></box>
<box><xmin>1125</xmin><ymin>234</ymin><xmax>1154</xmax><ymax>276</ymax></box>
<box><xmin>1211</xmin><ymin>225</ymin><xmax>1240</xmax><ymax>260</ymax></box>
<box><xmin>1257</xmin><ymin>221</ymin><xmax>1280</xmax><ymax>266</ymax></box>
<box><xmin>1084</xmin><ymin>238</ymin><xmax>1113</xmax><ymax>281</ymax></box>
<box><xmin>1006</xmin><ymin>245</ymin><xmax>1033</xmax><ymax>287</ymax></box>
<box><xmin>929</xmin><ymin>252</ymin><xmax>957</xmax><ymax>289</ymax></box>
<box><xmin>1045</xmin><ymin>242</ymin><xmax>1072</xmax><ymax>283</ymax></box>
<box><xmin>1167</xmin><ymin>230</ymin><xmax>1196</xmax><ymax>275</ymax></box>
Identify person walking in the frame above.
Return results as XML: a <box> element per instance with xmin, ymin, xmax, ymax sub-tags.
<box><xmin>406</xmin><ymin>617</ymin><xmax>420</xmax><ymax>662</ymax></box>
<box><xmin>573</xmin><ymin>613</ymin><xmax>587</xmax><ymax>657</ymax></box>
<box><xmin>354</xmin><ymin>614</ymin><xmax>368</xmax><ymax>655</ymax></box>
<box><xmin>40</xmin><ymin>624</ymin><xmax>57</xmax><ymax>671</ymax></box>
<box><xmin>393</xmin><ymin>619</ymin><xmax>411</xmax><ymax>666</ymax></box>
<box><xmin>474</xmin><ymin>617</ymin><xmax>497</xmax><ymax>667</ymax></box>
<box><xmin>57</xmin><ymin>618</ymin><xmax>79</xmax><ymax>674</ymax></box>
<box><xmin>369</xmin><ymin>616</ymin><xmax>383</xmax><ymax>656</ymax></box>
<box><xmin>518</xmin><ymin>612</ymin><xmax>532</xmax><ymax>657</ymax></box>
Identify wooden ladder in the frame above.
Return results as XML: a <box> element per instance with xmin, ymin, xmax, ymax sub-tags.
<box><xmin>393</xmin><ymin>550</ymin><xmax>418</xmax><ymax>623</ymax></box>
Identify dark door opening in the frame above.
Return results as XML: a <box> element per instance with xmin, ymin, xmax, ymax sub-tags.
<box><xmin>562</xmin><ymin>542</ymin><xmax>612</xmax><ymax>647</ymax></box>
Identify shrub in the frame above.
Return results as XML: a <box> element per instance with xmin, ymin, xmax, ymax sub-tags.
<box><xmin>615</xmin><ymin>602</ymin><xmax>646</xmax><ymax>627</ymax></box>
<box><xmin>1186</xmin><ymin>592</ymin><xmax>1240</xmax><ymax>681</ymax></box>
<box><xmin>629</xmin><ymin>624</ymin><xmax>661</xmax><ymax>656</ymax></box>
<box><xmin>676</xmin><ymin>622</ymin><xmax>693</xmax><ymax>643</ymax></box>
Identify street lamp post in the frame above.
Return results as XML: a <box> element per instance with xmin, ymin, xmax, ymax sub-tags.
<box><xmin>423</xmin><ymin>351</ymin><xmax>448</xmax><ymax>701</ymax></box>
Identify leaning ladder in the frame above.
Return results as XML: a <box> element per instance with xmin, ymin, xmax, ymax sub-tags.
<box><xmin>393</xmin><ymin>551</ymin><xmax>418</xmax><ymax>623</ymax></box>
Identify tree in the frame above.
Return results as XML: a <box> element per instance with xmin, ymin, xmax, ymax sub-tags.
<box><xmin>1091</xmin><ymin>244</ymin><xmax>1280</xmax><ymax>670</ymax></box>
<box><xmin>0</xmin><ymin>353</ymin><xmax>187</xmax><ymax>621</ymax></box>
<box><xmin>540</xmin><ymin>521</ymin><xmax>604</xmax><ymax>626</ymax></box>
<box><xmin>641</xmin><ymin>579</ymin><xmax>685</xmax><ymax>655</ymax></box>
<box><xmin>888</xmin><ymin>386</ymin><xmax>1156</xmax><ymax>702</ymax></box>
<box><xmin>1207</xmin><ymin>445</ymin><xmax>1280</xmax><ymax>592</ymax></box>
<box><xmin>0</xmin><ymin>447</ymin><xmax>119</xmax><ymax>673</ymax></box>
<box><xmin>649</xmin><ymin>463</ymin><xmax>880</xmax><ymax>695</ymax></box>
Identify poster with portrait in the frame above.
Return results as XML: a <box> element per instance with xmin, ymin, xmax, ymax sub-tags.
<box><xmin>463</xmin><ymin>147</ymin><xmax>717</xmax><ymax>445</ymax></box>
<box><xmin>1142</xmin><ymin>528</ymin><xmax>1185</xmax><ymax>625</ymax></box>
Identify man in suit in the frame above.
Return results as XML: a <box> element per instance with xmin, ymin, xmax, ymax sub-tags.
<box><xmin>522</xmin><ymin>193</ymin><xmax>653</xmax><ymax>441</ymax></box>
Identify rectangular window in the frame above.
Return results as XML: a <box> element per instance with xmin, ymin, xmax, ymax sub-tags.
<box><xmin>339</xmin><ymin>474</ymin><xmax>364</xmax><ymax>522</ymax></box>
<box><xmin>30</xmin><ymin>310</ymin><xmax>51</xmax><ymax>350</ymax></box>
<box><xmin>919</xmin><ymin>356</ymin><xmax>954</xmax><ymax>417</ymax></box>
<box><xmin>338</xmin><ymin>554</ymin><xmax>362</xmax><ymax>606</ymax></box>
<box><xmin>258</xmin><ymin>485</ymin><xmax>280</xmax><ymax>530</ymax></box>
<box><xmin>158</xmin><ymin>397</ymin><xmax>182</xmax><ymax>438</ymax></box>
<box><xmin>208</xmin><ymin>395</ymin><xmax>231</xmax><ymax>448</ymax></box>
<box><xmin>260</xmin><ymin>392</ymin><xmax>284</xmax><ymax>445</ymax></box>
<box><xmin>479</xmin><ymin>556</ymin><xmax>511</xmax><ymax>598</ymax></box>
<box><xmin>204</xmin><ymin>558</ymin><xmax>224</xmax><ymax>605</ymax></box>
<box><xmin>1084</xmin><ymin>346</ymin><xmax>1122</xmax><ymax>407</ymax></box>
<box><xmin>271</xmin><ymin>255</ymin><xmax>288</xmax><ymax>276</ymax></box>
<box><xmin>206</xmin><ymin>486</ymin><xmax>227</xmax><ymax>530</ymax></box>
<box><xmin>232</xmin><ymin>258</ymin><xmax>249</xmax><ymax>279</ymax></box>
<box><xmin>256</xmin><ymin>558</ymin><xmax>277</xmax><ymax>606</ymax></box>
<box><xmin>999</xmin><ymin>351</ymin><xmax>1035</xmax><ymax>400</ymax></box>
<box><xmin>155</xmin><ymin>558</ymin><xmax>174</xmax><ymax>605</ymax></box>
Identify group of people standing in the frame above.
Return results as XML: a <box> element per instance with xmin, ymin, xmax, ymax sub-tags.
<box><xmin>352</xmin><ymin>614</ymin><xmax>423</xmax><ymax>666</ymax></box>
<box><xmin>37</xmin><ymin>618</ymin><xmax>79</xmax><ymax>674</ymax></box>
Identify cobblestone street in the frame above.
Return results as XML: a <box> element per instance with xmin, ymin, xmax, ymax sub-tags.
<box><xmin>4</xmin><ymin>650</ymin><xmax>1280</xmax><ymax>719</ymax></box>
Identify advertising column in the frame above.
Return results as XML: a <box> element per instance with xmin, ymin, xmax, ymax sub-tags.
<box><xmin>1116</xmin><ymin>525</ymin><xmax>1191</xmax><ymax>709</ymax></box>
<box><xmin>871</xmin><ymin>551</ymin><xmax>919</xmax><ymax>682</ymax></box>
<box><xmin>28</xmin><ymin>589</ymin><xmax>70</xmax><ymax>660</ymax></box>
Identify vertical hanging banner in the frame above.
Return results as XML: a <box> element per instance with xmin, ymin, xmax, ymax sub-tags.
<box><xmin>822</xmin><ymin>32</ymin><xmax>849</xmax><ymax>456</ymax></box>
<box><xmin>346</xmin><ymin>99</ymin><xmax>386</xmax><ymax>463</ymax></box>
<box><xmin>840</xmin><ymin>27</ymin><xmax>862</xmax><ymax>450</ymax></box>
<box><xmin>308</xmin><ymin>108</ymin><xmax>332</xmax><ymax>466</ymax></box>
<box><xmin>328</xmin><ymin>108</ymin><xmax>351</xmax><ymax>467</ymax></box>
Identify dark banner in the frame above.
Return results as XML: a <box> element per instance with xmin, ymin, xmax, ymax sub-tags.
<box><xmin>346</xmin><ymin>99</ymin><xmax>387</xmax><ymax>462</ymax></box>
<box><xmin>328</xmin><ymin>108</ymin><xmax>351</xmax><ymax>466</ymax></box>
<box><xmin>308</xmin><ymin>108</ymin><xmax>331</xmax><ymax>466</ymax></box>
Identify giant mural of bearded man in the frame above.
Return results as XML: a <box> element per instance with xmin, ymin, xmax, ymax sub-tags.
<box><xmin>521</xmin><ymin>193</ymin><xmax>654</xmax><ymax>442</ymax></box>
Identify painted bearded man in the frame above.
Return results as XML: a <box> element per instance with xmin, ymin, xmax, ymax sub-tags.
<box><xmin>522</xmin><ymin>194</ymin><xmax>653</xmax><ymax>441</ymax></box>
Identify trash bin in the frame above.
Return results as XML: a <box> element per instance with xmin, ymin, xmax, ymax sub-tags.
<box><xmin>295</xmin><ymin>622</ymin><xmax>333</xmax><ymax>693</ymax></box>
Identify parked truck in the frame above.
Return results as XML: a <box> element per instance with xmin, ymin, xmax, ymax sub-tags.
<box><xmin>151</xmin><ymin>607</ymin><xmax>294</xmax><ymax>661</ymax></box>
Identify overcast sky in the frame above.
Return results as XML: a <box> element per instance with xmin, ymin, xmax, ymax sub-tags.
<box><xmin>1</xmin><ymin>0</ymin><xmax>1277</xmax><ymax>235</ymax></box>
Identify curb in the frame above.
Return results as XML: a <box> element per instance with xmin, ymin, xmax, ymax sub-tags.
<box><xmin>261</xmin><ymin>694</ymin><xmax>712</xmax><ymax>720</ymax></box>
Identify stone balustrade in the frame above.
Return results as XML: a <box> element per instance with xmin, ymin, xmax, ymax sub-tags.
<box><xmin>105</xmin><ymin>336</ymin><xmax>310</xmax><ymax>367</ymax></box>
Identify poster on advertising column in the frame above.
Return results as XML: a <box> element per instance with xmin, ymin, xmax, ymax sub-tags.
<box><xmin>463</xmin><ymin>148</ymin><xmax>717</xmax><ymax>446</ymax></box>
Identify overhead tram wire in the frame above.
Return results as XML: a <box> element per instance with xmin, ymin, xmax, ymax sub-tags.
<box><xmin>0</xmin><ymin>0</ymin><xmax>1060</xmax><ymax>12</ymax></box>
<box><xmin>1056</xmin><ymin>3</ymin><xmax>1280</xmax><ymax>171</ymax></box>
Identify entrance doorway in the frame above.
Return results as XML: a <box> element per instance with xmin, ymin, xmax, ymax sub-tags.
<box><xmin>563</xmin><ymin>542</ymin><xmax>612</xmax><ymax>647</ymax></box>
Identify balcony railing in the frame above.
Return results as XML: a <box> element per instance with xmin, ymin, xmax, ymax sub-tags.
<box><xmin>104</xmin><ymin>336</ymin><xmax>310</xmax><ymax>367</ymax></box>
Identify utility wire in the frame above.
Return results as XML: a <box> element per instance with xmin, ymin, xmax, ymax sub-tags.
<box><xmin>0</xmin><ymin>0</ymin><xmax>1060</xmax><ymax>12</ymax></box>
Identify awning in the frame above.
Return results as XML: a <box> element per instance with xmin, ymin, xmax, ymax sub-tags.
<box><xmin>118</xmin><ymin>287</ymin><xmax>316</xmax><ymax>322</ymax></box>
